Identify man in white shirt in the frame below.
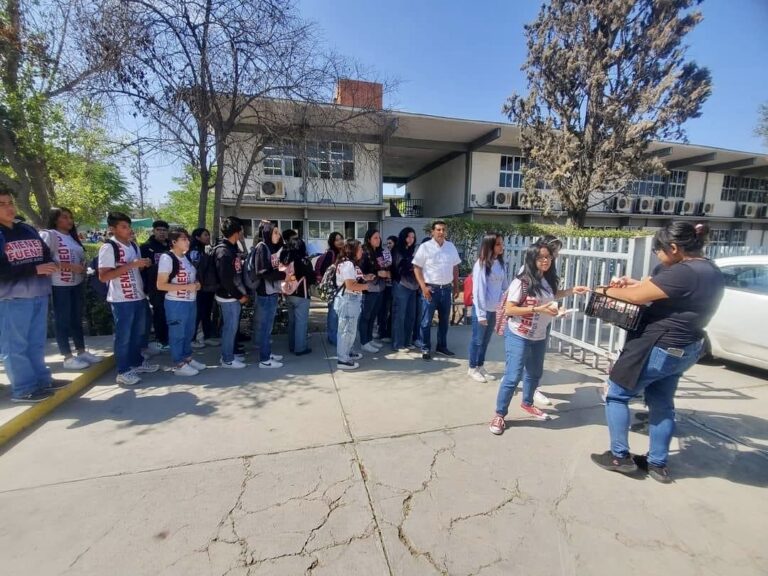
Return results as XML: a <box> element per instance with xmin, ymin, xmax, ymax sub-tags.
<box><xmin>412</xmin><ymin>220</ymin><xmax>461</xmax><ymax>360</ymax></box>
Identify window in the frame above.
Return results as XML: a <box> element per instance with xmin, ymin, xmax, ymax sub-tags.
<box><xmin>278</xmin><ymin>219</ymin><xmax>304</xmax><ymax>238</ymax></box>
<box><xmin>499</xmin><ymin>155</ymin><xmax>525</xmax><ymax>189</ymax></box>
<box><xmin>709</xmin><ymin>229</ymin><xmax>730</xmax><ymax>245</ymax></box>
<box><xmin>739</xmin><ymin>177</ymin><xmax>768</xmax><ymax>204</ymax></box>
<box><xmin>282</xmin><ymin>141</ymin><xmax>302</xmax><ymax>178</ymax></box>
<box><xmin>308</xmin><ymin>220</ymin><xmax>377</xmax><ymax>242</ymax></box>
<box><xmin>356</xmin><ymin>221</ymin><xmax>378</xmax><ymax>239</ymax></box>
<box><xmin>626</xmin><ymin>173</ymin><xmax>666</xmax><ymax>197</ymax></box>
<box><xmin>720</xmin><ymin>265</ymin><xmax>768</xmax><ymax>295</ymax></box>
<box><xmin>262</xmin><ymin>144</ymin><xmax>283</xmax><ymax>176</ymax></box>
<box><xmin>666</xmin><ymin>170</ymin><xmax>687</xmax><ymax>198</ymax></box>
<box><xmin>721</xmin><ymin>175</ymin><xmax>739</xmax><ymax>202</ymax></box>
<box><xmin>730</xmin><ymin>230</ymin><xmax>747</xmax><ymax>247</ymax></box>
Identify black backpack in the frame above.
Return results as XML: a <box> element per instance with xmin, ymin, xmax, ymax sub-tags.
<box><xmin>243</xmin><ymin>243</ymin><xmax>262</xmax><ymax>292</ymax></box>
<box><xmin>199</xmin><ymin>244</ymin><xmax>224</xmax><ymax>292</ymax></box>
<box><xmin>163</xmin><ymin>252</ymin><xmax>181</xmax><ymax>283</ymax></box>
<box><xmin>90</xmin><ymin>240</ymin><xmax>140</xmax><ymax>300</ymax></box>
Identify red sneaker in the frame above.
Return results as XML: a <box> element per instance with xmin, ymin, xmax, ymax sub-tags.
<box><xmin>521</xmin><ymin>403</ymin><xmax>550</xmax><ymax>421</ymax></box>
<box><xmin>489</xmin><ymin>415</ymin><xmax>506</xmax><ymax>435</ymax></box>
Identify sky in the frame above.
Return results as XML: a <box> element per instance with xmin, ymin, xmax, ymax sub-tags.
<box><xmin>139</xmin><ymin>0</ymin><xmax>768</xmax><ymax>204</ymax></box>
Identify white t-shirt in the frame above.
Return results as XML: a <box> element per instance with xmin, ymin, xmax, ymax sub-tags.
<box><xmin>412</xmin><ymin>239</ymin><xmax>461</xmax><ymax>285</ymax></box>
<box><xmin>336</xmin><ymin>260</ymin><xmax>364</xmax><ymax>297</ymax></box>
<box><xmin>98</xmin><ymin>240</ymin><xmax>145</xmax><ymax>303</ymax></box>
<box><xmin>40</xmin><ymin>230</ymin><xmax>85</xmax><ymax>286</ymax></box>
<box><xmin>158</xmin><ymin>252</ymin><xmax>197</xmax><ymax>302</ymax></box>
<box><xmin>506</xmin><ymin>277</ymin><xmax>555</xmax><ymax>341</ymax></box>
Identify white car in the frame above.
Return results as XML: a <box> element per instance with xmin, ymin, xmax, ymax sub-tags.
<box><xmin>705</xmin><ymin>255</ymin><xmax>768</xmax><ymax>370</ymax></box>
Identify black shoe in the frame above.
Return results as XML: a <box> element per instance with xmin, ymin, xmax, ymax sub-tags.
<box><xmin>632</xmin><ymin>454</ymin><xmax>673</xmax><ymax>484</ymax></box>
<box><xmin>591</xmin><ymin>451</ymin><xmax>638</xmax><ymax>474</ymax></box>
<box><xmin>295</xmin><ymin>349</ymin><xmax>312</xmax><ymax>356</ymax></box>
<box><xmin>11</xmin><ymin>389</ymin><xmax>54</xmax><ymax>403</ymax></box>
<box><xmin>46</xmin><ymin>379</ymin><xmax>70</xmax><ymax>390</ymax></box>
<box><xmin>435</xmin><ymin>347</ymin><xmax>455</xmax><ymax>357</ymax></box>
<box><xmin>422</xmin><ymin>351</ymin><xmax>432</xmax><ymax>361</ymax></box>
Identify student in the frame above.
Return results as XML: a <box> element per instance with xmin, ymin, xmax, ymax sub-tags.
<box><xmin>358</xmin><ymin>229</ymin><xmax>390</xmax><ymax>353</ymax></box>
<box><xmin>376</xmin><ymin>235</ymin><xmax>397</xmax><ymax>342</ymax></box>
<box><xmin>280</xmin><ymin>237</ymin><xmax>316</xmax><ymax>356</ymax></box>
<box><xmin>489</xmin><ymin>241</ymin><xmax>588</xmax><ymax>435</ymax></box>
<box><xmin>98</xmin><ymin>212</ymin><xmax>159</xmax><ymax>386</ymax></box>
<box><xmin>213</xmin><ymin>217</ymin><xmax>249</xmax><ymax>369</ymax></box>
<box><xmin>252</xmin><ymin>221</ymin><xmax>287</xmax><ymax>369</ymax></box>
<box><xmin>40</xmin><ymin>207</ymin><xmax>102</xmax><ymax>370</ymax></box>
<box><xmin>188</xmin><ymin>228</ymin><xmax>218</xmax><ymax>347</ymax></box>
<box><xmin>316</xmin><ymin>231</ymin><xmax>345</xmax><ymax>345</ymax></box>
<box><xmin>468</xmin><ymin>233</ymin><xmax>507</xmax><ymax>383</ymax></box>
<box><xmin>0</xmin><ymin>191</ymin><xmax>67</xmax><ymax>403</ymax></box>
<box><xmin>334</xmin><ymin>239</ymin><xmax>367</xmax><ymax>370</ymax></box>
<box><xmin>391</xmin><ymin>227</ymin><xmax>419</xmax><ymax>351</ymax></box>
<box><xmin>140</xmin><ymin>220</ymin><xmax>171</xmax><ymax>351</ymax></box>
<box><xmin>157</xmin><ymin>227</ymin><xmax>206</xmax><ymax>376</ymax></box>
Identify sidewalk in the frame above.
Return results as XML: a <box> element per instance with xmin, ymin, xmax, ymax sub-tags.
<box><xmin>0</xmin><ymin>326</ymin><xmax>766</xmax><ymax>575</ymax></box>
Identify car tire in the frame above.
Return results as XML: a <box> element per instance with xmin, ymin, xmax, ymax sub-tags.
<box><xmin>697</xmin><ymin>335</ymin><xmax>716</xmax><ymax>364</ymax></box>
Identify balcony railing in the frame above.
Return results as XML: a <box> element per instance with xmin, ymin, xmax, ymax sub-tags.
<box><xmin>387</xmin><ymin>198</ymin><xmax>424</xmax><ymax>217</ymax></box>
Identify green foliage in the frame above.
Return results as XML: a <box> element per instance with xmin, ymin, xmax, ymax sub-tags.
<box><xmin>757</xmin><ymin>102</ymin><xmax>768</xmax><ymax>148</ymax></box>
<box><xmin>157</xmin><ymin>165</ymin><xmax>214</xmax><ymax>231</ymax></box>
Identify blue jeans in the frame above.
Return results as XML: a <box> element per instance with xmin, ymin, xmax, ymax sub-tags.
<box><xmin>217</xmin><ymin>300</ymin><xmax>241</xmax><ymax>363</ymax></box>
<box><xmin>412</xmin><ymin>296</ymin><xmax>422</xmax><ymax>346</ymax></box>
<box><xmin>495</xmin><ymin>328</ymin><xmax>547</xmax><ymax>415</ymax></box>
<box><xmin>111</xmin><ymin>300</ymin><xmax>146</xmax><ymax>375</ymax></box>
<box><xmin>287</xmin><ymin>295</ymin><xmax>311</xmax><ymax>353</ymax></box>
<box><xmin>606</xmin><ymin>340</ymin><xmax>703</xmax><ymax>467</ymax></box>
<box><xmin>257</xmin><ymin>294</ymin><xmax>279</xmax><ymax>362</ymax></box>
<box><xmin>0</xmin><ymin>296</ymin><xmax>52</xmax><ymax>397</ymax></box>
<box><xmin>419</xmin><ymin>285</ymin><xmax>452</xmax><ymax>352</ymax></box>
<box><xmin>392</xmin><ymin>282</ymin><xmax>417</xmax><ymax>349</ymax></box>
<box><xmin>327</xmin><ymin>298</ymin><xmax>338</xmax><ymax>345</ymax></box>
<box><xmin>51</xmin><ymin>284</ymin><xmax>85</xmax><ymax>357</ymax></box>
<box><xmin>359</xmin><ymin>290</ymin><xmax>383</xmax><ymax>345</ymax></box>
<box><xmin>334</xmin><ymin>293</ymin><xmax>362</xmax><ymax>362</ymax></box>
<box><xmin>377</xmin><ymin>285</ymin><xmax>392</xmax><ymax>339</ymax></box>
<box><xmin>469</xmin><ymin>309</ymin><xmax>496</xmax><ymax>368</ymax></box>
<box><xmin>165</xmin><ymin>299</ymin><xmax>196</xmax><ymax>364</ymax></box>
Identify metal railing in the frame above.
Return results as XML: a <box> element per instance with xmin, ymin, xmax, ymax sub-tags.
<box><xmin>704</xmin><ymin>244</ymin><xmax>768</xmax><ymax>259</ymax></box>
<box><xmin>387</xmin><ymin>198</ymin><xmax>424</xmax><ymax>217</ymax></box>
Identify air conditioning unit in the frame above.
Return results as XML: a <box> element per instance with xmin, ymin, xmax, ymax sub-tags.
<box><xmin>493</xmin><ymin>191</ymin><xmax>516</xmax><ymax>208</ymax></box>
<box><xmin>738</xmin><ymin>203</ymin><xmax>759</xmax><ymax>218</ymax></box>
<box><xmin>660</xmin><ymin>198</ymin><xmax>680</xmax><ymax>215</ymax></box>
<box><xmin>637</xmin><ymin>196</ymin><xmax>655</xmax><ymax>214</ymax></box>
<box><xmin>701</xmin><ymin>202</ymin><xmax>715</xmax><ymax>216</ymax></box>
<box><xmin>680</xmin><ymin>200</ymin><xmax>698</xmax><ymax>216</ymax></box>
<box><xmin>517</xmin><ymin>192</ymin><xmax>532</xmax><ymax>209</ymax></box>
<box><xmin>614</xmin><ymin>196</ymin><xmax>632</xmax><ymax>213</ymax></box>
<box><xmin>259</xmin><ymin>181</ymin><xmax>286</xmax><ymax>200</ymax></box>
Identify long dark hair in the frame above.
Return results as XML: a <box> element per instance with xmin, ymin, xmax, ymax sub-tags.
<box><xmin>190</xmin><ymin>227</ymin><xmax>209</xmax><ymax>253</ymax></box>
<box><xmin>280</xmin><ymin>236</ymin><xmax>308</xmax><ymax>265</ymax></box>
<box><xmin>363</xmin><ymin>228</ymin><xmax>382</xmax><ymax>259</ymax></box>
<box><xmin>653</xmin><ymin>221</ymin><xmax>708</xmax><ymax>255</ymax></box>
<box><xmin>396</xmin><ymin>226</ymin><xmax>416</xmax><ymax>257</ymax></box>
<box><xmin>517</xmin><ymin>241</ymin><xmax>558</xmax><ymax>297</ymax></box>
<box><xmin>327</xmin><ymin>231</ymin><xmax>343</xmax><ymax>254</ymax></box>
<box><xmin>46</xmin><ymin>207</ymin><xmax>83</xmax><ymax>247</ymax></box>
<box><xmin>477</xmin><ymin>232</ymin><xmax>503</xmax><ymax>276</ymax></box>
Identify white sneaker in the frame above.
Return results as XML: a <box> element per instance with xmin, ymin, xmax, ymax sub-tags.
<box><xmin>149</xmin><ymin>341</ymin><xmax>168</xmax><ymax>352</ymax></box>
<box><xmin>63</xmin><ymin>357</ymin><xmax>90</xmax><ymax>370</ymax></box>
<box><xmin>337</xmin><ymin>360</ymin><xmax>360</xmax><ymax>370</ymax></box>
<box><xmin>259</xmin><ymin>359</ymin><xmax>283</xmax><ymax>369</ymax></box>
<box><xmin>269</xmin><ymin>354</ymin><xmax>284</xmax><ymax>362</ymax></box>
<box><xmin>142</xmin><ymin>347</ymin><xmax>161</xmax><ymax>358</ymax></box>
<box><xmin>190</xmin><ymin>341</ymin><xmax>205</xmax><ymax>349</ymax></box>
<box><xmin>381</xmin><ymin>337</ymin><xmax>392</xmax><ymax>343</ymax></box>
<box><xmin>533</xmin><ymin>389</ymin><xmax>552</xmax><ymax>406</ymax></box>
<box><xmin>467</xmin><ymin>368</ymin><xmax>487</xmax><ymax>383</ymax></box>
<box><xmin>132</xmin><ymin>360</ymin><xmax>160</xmax><ymax>374</ymax></box>
<box><xmin>188</xmin><ymin>359</ymin><xmax>206</xmax><ymax>371</ymax></box>
<box><xmin>174</xmin><ymin>363</ymin><xmax>199</xmax><ymax>376</ymax></box>
<box><xmin>220</xmin><ymin>359</ymin><xmax>246</xmax><ymax>369</ymax></box>
<box><xmin>349</xmin><ymin>352</ymin><xmax>363</xmax><ymax>360</ymax></box>
<box><xmin>371</xmin><ymin>340</ymin><xmax>384</xmax><ymax>348</ymax></box>
<box><xmin>116</xmin><ymin>370</ymin><xmax>141</xmax><ymax>386</ymax></box>
<box><xmin>204</xmin><ymin>338</ymin><xmax>221</xmax><ymax>346</ymax></box>
<box><xmin>234</xmin><ymin>354</ymin><xmax>246</xmax><ymax>362</ymax></box>
<box><xmin>362</xmin><ymin>343</ymin><xmax>379</xmax><ymax>353</ymax></box>
<box><xmin>77</xmin><ymin>352</ymin><xmax>103</xmax><ymax>364</ymax></box>
<box><xmin>478</xmin><ymin>366</ymin><xmax>496</xmax><ymax>381</ymax></box>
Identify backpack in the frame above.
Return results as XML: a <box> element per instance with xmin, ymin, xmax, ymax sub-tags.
<box><xmin>162</xmin><ymin>252</ymin><xmax>181</xmax><ymax>283</ymax></box>
<box><xmin>199</xmin><ymin>244</ymin><xmax>224</xmax><ymax>292</ymax></box>
<box><xmin>89</xmin><ymin>240</ymin><xmax>140</xmax><ymax>300</ymax></box>
<box><xmin>243</xmin><ymin>243</ymin><xmax>262</xmax><ymax>292</ymax></box>
<box><xmin>463</xmin><ymin>275</ymin><xmax>473</xmax><ymax>307</ymax></box>
<box><xmin>317</xmin><ymin>262</ymin><xmax>340</xmax><ymax>301</ymax></box>
<box><xmin>314</xmin><ymin>250</ymin><xmax>334</xmax><ymax>283</ymax></box>
<box><xmin>280</xmin><ymin>260</ymin><xmax>308</xmax><ymax>296</ymax></box>
<box><xmin>495</xmin><ymin>278</ymin><xmax>528</xmax><ymax>336</ymax></box>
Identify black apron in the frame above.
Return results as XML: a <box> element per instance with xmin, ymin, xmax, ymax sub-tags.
<box><xmin>609</xmin><ymin>325</ymin><xmax>668</xmax><ymax>391</ymax></box>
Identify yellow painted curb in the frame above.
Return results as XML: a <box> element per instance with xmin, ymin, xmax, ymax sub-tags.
<box><xmin>0</xmin><ymin>355</ymin><xmax>116</xmax><ymax>448</ymax></box>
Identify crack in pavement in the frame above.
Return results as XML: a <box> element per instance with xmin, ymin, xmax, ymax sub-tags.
<box><xmin>447</xmin><ymin>479</ymin><xmax>525</xmax><ymax>532</ymax></box>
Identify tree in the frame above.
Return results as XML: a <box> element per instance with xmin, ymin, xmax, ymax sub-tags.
<box><xmin>0</xmin><ymin>0</ymin><xmax>134</xmax><ymax>225</ymax></box>
<box><xmin>156</xmin><ymin>165</ymin><xmax>214</xmax><ymax>231</ymax></box>
<box><xmin>112</xmin><ymin>0</ymin><xmax>392</xmax><ymax>230</ymax></box>
<box><xmin>757</xmin><ymin>102</ymin><xmax>768</xmax><ymax>148</ymax></box>
<box><xmin>505</xmin><ymin>0</ymin><xmax>712</xmax><ymax>227</ymax></box>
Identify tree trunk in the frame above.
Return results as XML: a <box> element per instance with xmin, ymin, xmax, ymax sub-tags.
<box><xmin>212</xmin><ymin>137</ymin><xmax>226</xmax><ymax>236</ymax></box>
<box><xmin>566</xmin><ymin>208</ymin><xmax>587</xmax><ymax>229</ymax></box>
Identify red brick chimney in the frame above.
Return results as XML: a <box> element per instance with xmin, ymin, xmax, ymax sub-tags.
<box><xmin>334</xmin><ymin>79</ymin><xmax>383</xmax><ymax>110</ymax></box>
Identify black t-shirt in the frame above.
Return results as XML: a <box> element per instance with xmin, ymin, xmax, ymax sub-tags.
<box><xmin>646</xmin><ymin>259</ymin><xmax>725</xmax><ymax>347</ymax></box>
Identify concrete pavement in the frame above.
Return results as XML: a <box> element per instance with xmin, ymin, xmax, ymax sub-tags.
<box><xmin>0</xmin><ymin>327</ymin><xmax>766</xmax><ymax>575</ymax></box>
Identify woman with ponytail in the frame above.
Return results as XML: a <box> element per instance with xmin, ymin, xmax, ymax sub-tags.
<box><xmin>591</xmin><ymin>222</ymin><xmax>725</xmax><ymax>483</ymax></box>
